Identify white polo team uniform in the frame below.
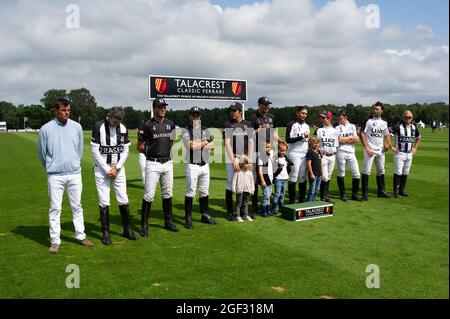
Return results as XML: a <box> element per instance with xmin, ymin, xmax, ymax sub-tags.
<box><xmin>392</xmin><ymin>122</ymin><xmax>421</xmax><ymax>176</ymax></box>
<box><xmin>362</xmin><ymin>116</ymin><xmax>390</xmax><ymax>176</ymax></box>
<box><xmin>335</xmin><ymin>122</ymin><xmax>361</xmax><ymax>179</ymax></box>
<box><xmin>182</xmin><ymin>124</ymin><xmax>212</xmax><ymax>198</ymax></box>
<box><xmin>316</xmin><ymin>125</ymin><xmax>339</xmax><ymax>182</ymax></box>
<box><xmin>286</xmin><ymin>120</ymin><xmax>310</xmax><ymax>183</ymax></box>
<box><xmin>91</xmin><ymin>119</ymin><xmax>131</xmax><ymax>208</ymax></box>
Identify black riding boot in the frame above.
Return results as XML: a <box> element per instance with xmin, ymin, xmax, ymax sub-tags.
<box><xmin>99</xmin><ymin>206</ymin><xmax>111</xmax><ymax>245</ymax></box>
<box><xmin>351</xmin><ymin>178</ymin><xmax>363</xmax><ymax>201</ymax></box>
<box><xmin>337</xmin><ymin>176</ymin><xmax>347</xmax><ymax>201</ymax></box>
<box><xmin>361</xmin><ymin>174</ymin><xmax>369</xmax><ymax>201</ymax></box>
<box><xmin>399</xmin><ymin>175</ymin><xmax>409</xmax><ymax>196</ymax></box>
<box><xmin>377</xmin><ymin>175</ymin><xmax>392</xmax><ymax>198</ymax></box>
<box><xmin>322</xmin><ymin>181</ymin><xmax>331</xmax><ymax>202</ymax></box>
<box><xmin>288</xmin><ymin>182</ymin><xmax>296</xmax><ymax>204</ymax></box>
<box><xmin>119</xmin><ymin>204</ymin><xmax>138</xmax><ymax>240</ymax></box>
<box><xmin>140</xmin><ymin>199</ymin><xmax>151</xmax><ymax>237</ymax></box>
<box><xmin>200</xmin><ymin>196</ymin><xmax>217</xmax><ymax>224</ymax></box>
<box><xmin>226</xmin><ymin>190</ymin><xmax>234</xmax><ymax>221</ymax></box>
<box><xmin>298</xmin><ymin>182</ymin><xmax>307</xmax><ymax>203</ymax></box>
<box><xmin>393</xmin><ymin>174</ymin><xmax>401</xmax><ymax>198</ymax></box>
<box><xmin>163</xmin><ymin>197</ymin><xmax>179</xmax><ymax>232</ymax></box>
<box><xmin>184</xmin><ymin>196</ymin><xmax>193</xmax><ymax>229</ymax></box>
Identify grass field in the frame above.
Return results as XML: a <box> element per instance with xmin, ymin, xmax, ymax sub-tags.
<box><xmin>0</xmin><ymin>128</ymin><xmax>448</xmax><ymax>299</ymax></box>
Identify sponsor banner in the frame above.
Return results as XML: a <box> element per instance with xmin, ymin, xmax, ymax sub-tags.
<box><xmin>149</xmin><ymin>75</ymin><xmax>247</xmax><ymax>101</ymax></box>
<box><xmin>281</xmin><ymin>202</ymin><xmax>333</xmax><ymax>222</ymax></box>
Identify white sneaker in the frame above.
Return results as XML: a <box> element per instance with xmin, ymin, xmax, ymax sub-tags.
<box><xmin>236</xmin><ymin>216</ymin><xmax>244</xmax><ymax>222</ymax></box>
<box><xmin>245</xmin><ymin>216</ymin><xmax>253</xmax><ymax>222</ymax></box>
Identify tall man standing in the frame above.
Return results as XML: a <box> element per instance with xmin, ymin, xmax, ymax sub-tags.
<box><xmin>38</xmin><ymin>98</ymin><xmax>93</xmax><ymax>253</ymax></box>
<box><xmin>391</xmin><ymin>110</ymin><xmax>421</xmax><ymax>198</ymax></box>
<box><xmin>316</xmin><ymin>111</ymin><xmax>339</xmax><ymax>202</ymax></box>
<box><xmin>248</xmin><ymin>97</ymin><xmax>280</xmax><ymax>215</ymax></box>
<box><xmin>335</xmin><ymin>108</ymin><xmax>363</xmax><ymax>201</ymax></box>
<box><xmin>360</xmin><ymin>101</ymin><xmax>392</xmax><ymax>200</ymax></box>
<box><xmin>182</xmin><ymin>106</ymin><xmax>217</xmax><ymax>229</ymax></box>
<box><xmin>137</xmin><ymin>98</ymin><xmax>178</xmax><ymax>235</ymax></box>
<box><xmin>286</xmin><ymin>106</ymin><xmax>310</xmax><ymax>203</ymax></box>
<box><xmin>224</xmin><ymin>102</ymin><xmax>254</xmax><ymax>221</ymax></box>
<box><xmin>91</xmin><ymin>106</ymin><xmax>138</xmax><ymax>245</ymax></box>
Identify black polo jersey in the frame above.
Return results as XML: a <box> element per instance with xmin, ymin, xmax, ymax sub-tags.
<box><xmin>138</xmin><ymin>117</ymin><xmax>176</xmax><ymax>160</ymax></box>
<box><xmin>223</xmin><ymin>119</ymin><xmax>254</xmax><ymax>156</ymax></box>
<box><xmin>392</xmin><ymin>122</ymin><xmax>420</xmax><ymax>153</ymax></box>
<box><xmin>248</xmin><ymin>111</ymin><xmax>274</xmax><ymax>144</ymax></box>
<box><xmin>182</xmin><ymin>124</ymin><xmax>213</xmax><ymax>164</ymax></box>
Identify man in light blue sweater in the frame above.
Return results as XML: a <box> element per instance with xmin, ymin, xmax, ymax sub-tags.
<box><xmin>38</xmin><ymin>98</ymin><xmax>93</xmax><ymax>253</ymax></box>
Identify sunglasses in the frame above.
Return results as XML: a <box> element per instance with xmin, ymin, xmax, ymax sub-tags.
<box><xmin>404</xmin><ymin>116</ymin><xmax>413</xmax><ymax>119</ymax></box>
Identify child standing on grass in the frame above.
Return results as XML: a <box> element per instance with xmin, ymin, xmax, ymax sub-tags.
<box><xmin>271</xmin><ymin>141</ymin><xmax>292</xmax><ymax>215</ymax></box>
<box><xmin>306</xmin><ymin>136</ymin><xmax>322</xmax><ymax>202</ymax></box>
<box><xmin>258</xmin><ymin>142</ymin><xmax>274</xmax><ymax>217</ymax></box>
<box><xmin>231</xmin><ymin>155</ymin><xmax>255</xmax><ymax>222</ymax></box>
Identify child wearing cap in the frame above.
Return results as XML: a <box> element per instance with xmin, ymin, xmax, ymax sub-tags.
<box><xmin>271</xmin><ymin>141</ymin><xmax>292</xmax><ymax>215</ymax></box>
<box><xmin>231</xmin><ymin>155</ymin><xmax>255</xmax><ymax>222</ymax></box>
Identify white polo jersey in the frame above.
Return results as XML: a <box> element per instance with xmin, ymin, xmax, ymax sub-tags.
<box><xmin>286</xmin><ymin>120</ymin><xmax>310</xmax><ymax>154</ymax></box>
<box><xmin>316</xmin><ymin>125</ymin><xmax>339</xmax><ymax>154</ymax></box>
<box><xmin>362</xmin><ymin>116</ymin><xmax>390</xmax><ymax>151</ymax></box>
<box><xmin>336</xmin><ymin>122</ymin><xmax>358</xmax><ymax>154</ymax></box>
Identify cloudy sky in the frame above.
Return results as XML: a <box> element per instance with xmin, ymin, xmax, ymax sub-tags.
<box><xmin>0</xmin><ymin>0</ymin><xmax>448</xmax><ymax>110</ymax></box>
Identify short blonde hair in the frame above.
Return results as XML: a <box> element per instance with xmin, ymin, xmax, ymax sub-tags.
<box><xmin>308</xmin><ymin>136</ymin><xmax>320</xmax><ymax>148</ymax></box>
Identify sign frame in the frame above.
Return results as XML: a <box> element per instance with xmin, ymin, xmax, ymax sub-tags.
<box><xmin>148</xmin><ymin>74</ymin><xmax>248</xmax><ymax>102</ymax></box>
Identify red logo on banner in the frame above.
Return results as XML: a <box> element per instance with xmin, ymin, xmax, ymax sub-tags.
<box><xmin>232</xmin><ymin>82</ymin><xmax>242</xmax><ymax>96</ymax></box>
<box><xmin>155</xmin><ymin>78</ymin><xmax>167</xmax><ymax>94</ymax></box>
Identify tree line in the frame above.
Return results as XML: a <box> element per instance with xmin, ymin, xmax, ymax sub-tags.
<box><xmin>0</xmin><ymin>88</ymin><xmax>448</xmax><ymax>130</ymax></box>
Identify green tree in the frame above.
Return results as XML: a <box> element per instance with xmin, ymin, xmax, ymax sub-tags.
<box><xmin>40</xmin><ymin>89</ymin><xmax>67</xmax><ymax>110</ymax></box>
<box><xmin>68</xmin><ymin>88</ymin><xmax>97</xmax><ymax>129</ymax></box>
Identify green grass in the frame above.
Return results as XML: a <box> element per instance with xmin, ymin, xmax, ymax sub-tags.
<box><xmin>0</xmin><ymin>128</ymin><xmax>448</xmax><ymax>298</ymax></box>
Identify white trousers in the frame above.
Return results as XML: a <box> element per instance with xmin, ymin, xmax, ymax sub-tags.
<box><xmin>185</xmin><ymin>164</ymin><xmax>210</xmax><ymax>198</ymax></box>
<box><xmin>321</xmin><ymin>155</ymin><xmax>336</xmax><ymax>182</ymax></box>
<box><xmin>139</xmin><ymin>153</ymin><xmax>146</xmax><ymax>184</ymax></box>
<box><xmin>363</xmin><ymin>149</ymin><xmax>385</xmax><ymax>176</ymax></box>
<box><xmin>393</xmin><ymin>152</ymin><xmax>413</xmax><ymax>175</ymax></box>
<box><xmin>336</xmin><ymin>151</ymin><xmax>361</xmax><ymax>179</ymax></box>
<box><xmin>226</xmin><ymin>162</ymin><xmax>235</xmax><ymax>191</ymax></box>
<box><xmin>143</xmin><ymin>160</ymin><xmax>174</xmax><ymax>202</ymax></box>
<box><xmin>287</xmin><ymin>151</ymin><xmax>307</xmax><ymax>183</ymax></box>
<box><xmin>94</xmin><ymin>165</ymin><xmax>129</xmax><ymax>208</ymax></box>
<box><xmin>47</xmin><ymin>173</ymin><xmax>86</xmax><ymax>245</ymax></box>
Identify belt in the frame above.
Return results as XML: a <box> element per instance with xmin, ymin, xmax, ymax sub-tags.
<box><xmin>325</xmin><ymin>153</ymin><xmax>336</xmax><ymax>157</ymax></box>
<box><xmin>191</xmin><ymin>161</ymin><xmax>207</xmax><ymax>166</ymax></box>
<box><xmin>148</xmin><ymin>157</ymin><xmax>170</xmax><ymax>163</ymax></box>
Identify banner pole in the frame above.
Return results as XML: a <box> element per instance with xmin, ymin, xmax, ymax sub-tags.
<box><xmin>150</xmin><ymin>99</ymin><xmax>154</xmax><ymax>119</ymax></box>
<box><xmin>242</xmin><ymin>102</ymin><xmax>245</xmax><ymax>120</ymax></box>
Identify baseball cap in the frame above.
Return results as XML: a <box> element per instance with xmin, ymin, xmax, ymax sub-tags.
<box><xmin>153</xmin><ymin>98</ymin><xmax>168</xmax><ymax>108</ymax></box>
<box><xmin>258</xmin><ymin>97</ymin><xmax>272</xmax><ymax>105</ymax></box>
<box><xmin>336</xmin><ymin>108</ymin><xmax>347</xmax><ymax>116</ymax></box>
<box><xmin>319</xmin><ymin>111</ymin><xmax>333</xmax><ymax>120</ymax></box>
<box><xmin>229</xmin><ymin>102</ymin><xmax>243</xmax><ymax>111</ymax></box>
<box><xmin>189</xmin><ymin>106</ymin><xmax>202</xmax><ymax>115</ymax></box>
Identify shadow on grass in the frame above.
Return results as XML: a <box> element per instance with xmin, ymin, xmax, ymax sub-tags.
<box><xmin>11</xmin><ymin>221</ymin><xmax>106</xmax><ymax>247</ymax></box>
<box><xmin>126</xmin><ymin>179</ymin><xmax>145</xmax><ymax>190</ymax></box>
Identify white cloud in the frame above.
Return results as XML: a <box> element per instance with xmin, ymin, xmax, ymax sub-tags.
<box><xmin>0</xmin><ymin>0</ymin><xmax>448</xmax><ymax>110</ymax></box>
